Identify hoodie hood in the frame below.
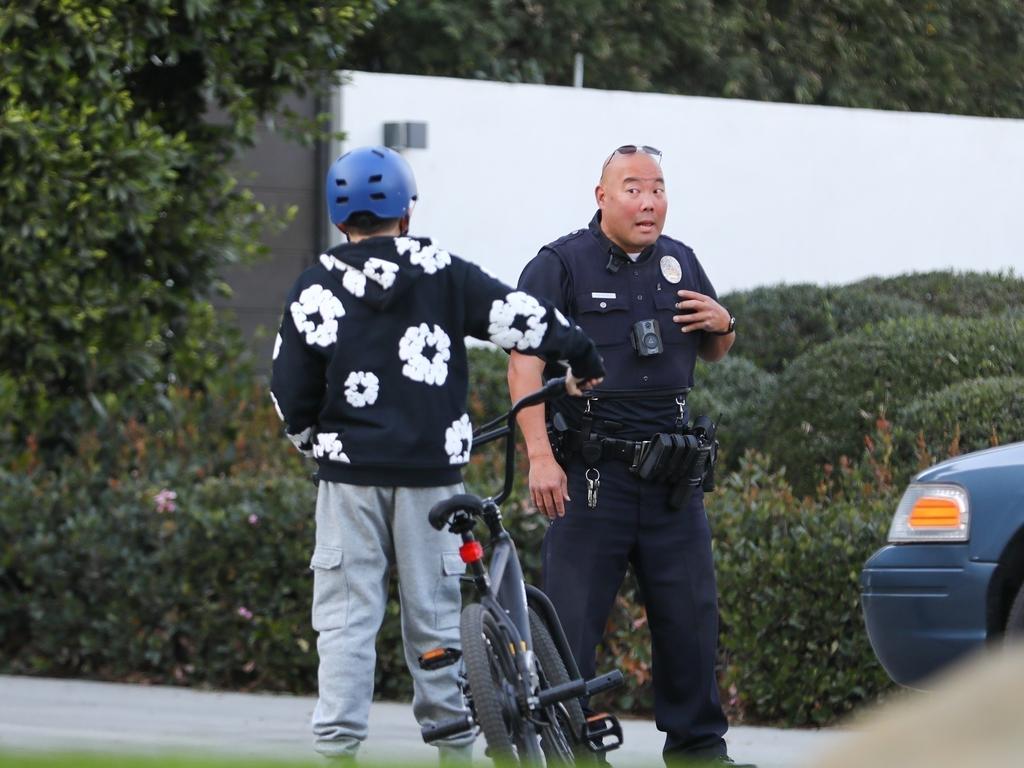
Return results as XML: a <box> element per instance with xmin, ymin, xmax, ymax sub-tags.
<box><xmin>317</xmin><ymin>236</ymin><xmax>450</xmax><ymax>310</ymax></box>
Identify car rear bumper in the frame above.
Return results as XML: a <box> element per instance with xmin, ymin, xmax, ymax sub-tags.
<box><xmin>860</xmin><ymin>544</ymin><xmax>995</xmax><ymax>688</ymax></box>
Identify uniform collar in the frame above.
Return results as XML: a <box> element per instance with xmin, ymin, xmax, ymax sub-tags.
<box><xmin>588</xmin><ymin>210</ymin><xmax>656</xmax><ymax>272</ymax></box>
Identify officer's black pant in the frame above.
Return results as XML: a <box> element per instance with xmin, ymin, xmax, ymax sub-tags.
<box><xmin>542</xmin><ymin>456</ymin><xmax>728</xmax><ymax>761</ymax></box>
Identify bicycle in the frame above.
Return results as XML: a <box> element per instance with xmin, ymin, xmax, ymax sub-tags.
<box><xmin>419</xmin><ymin>376</ymin><xmax>625</xmax><ymax>765</ymax></box>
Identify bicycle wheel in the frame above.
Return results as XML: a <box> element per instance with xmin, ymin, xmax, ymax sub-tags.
<box><xmin>529</xmin><ymin>608</ymin><xmax>596</xmax><ymax>766</ymax></box>
<box><xmin>461</xmin><ymin>602</ymin><xmax>523</xmax><ymax>762</ymax></box>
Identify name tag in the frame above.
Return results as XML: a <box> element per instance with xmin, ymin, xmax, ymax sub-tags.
<box><xmin>591</xmin><ymin>292</ymin><xmax>617</xmax><ymax>299</ymax></box>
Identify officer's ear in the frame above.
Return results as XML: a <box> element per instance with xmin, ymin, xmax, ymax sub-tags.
<box><xmin>336</xmin><ymin>222</ymin><xmax>350</xmax><ymax>242</ymax></box>
<box><xmin>399</xmin><ymin>214</ymin><xmax>411</xmax><ymax>236</ymax></box>
<box><xmin>595</xmin><ymin>183</ymin><xmax>606</xmax><ymax>208</ymax></box>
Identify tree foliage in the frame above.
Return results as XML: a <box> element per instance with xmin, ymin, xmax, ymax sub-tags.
<box><xmin>346</xmin><ymin>0</ymin><xmax>1024</xmax><ymax>118</ymax></box>
<box><xmin>0</xmin><ymin>0</ymin><xmax>377</xmax><ymax>453</ymax></box>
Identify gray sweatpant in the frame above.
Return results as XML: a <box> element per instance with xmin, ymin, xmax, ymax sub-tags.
<box><xmin>309</xmin><ymin>481</ymin><xmax>474</xmax><ymax>757</ymax></box>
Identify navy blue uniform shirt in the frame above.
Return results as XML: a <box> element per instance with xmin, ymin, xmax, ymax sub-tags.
<box><xmin>518</xmin><ymin>212</ymin><xmax>718</xmax><ymax>439</ymax></box>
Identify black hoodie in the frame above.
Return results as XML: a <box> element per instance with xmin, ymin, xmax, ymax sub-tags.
<box><xmin>270</xmin><ymin>235</ymin><xmax>603</xmax><ymax>486</ymax></box>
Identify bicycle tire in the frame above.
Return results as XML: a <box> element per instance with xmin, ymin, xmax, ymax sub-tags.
<box><xmin>529</xmin><ymin>608</ymin><xmax>597</xmax><ymax>766</ymax></box>
<box><xmin>461</xmin><ymin>602</ymin><xmax>520</xmax><ymax>762</ymax></box>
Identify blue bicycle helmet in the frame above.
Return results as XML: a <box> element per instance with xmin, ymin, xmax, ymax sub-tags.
<box><xmin>326</xmin><ymin>146</ymin><xmax>418</xmax><ymax>226</ymax></box>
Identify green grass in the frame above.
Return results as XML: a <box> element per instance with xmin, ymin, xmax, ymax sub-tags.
<box><xmin>0</xmin><ymin>754</ymin><xmax>433</xmax><ymax>768</ymax></box>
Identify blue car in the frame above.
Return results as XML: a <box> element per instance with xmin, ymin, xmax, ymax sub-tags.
<box><xmin>860</xmin><ymin>440</ymin><xmax>1024</xmax><ymax>687</ymax></box>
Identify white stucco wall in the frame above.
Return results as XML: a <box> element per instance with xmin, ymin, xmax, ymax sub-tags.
<box><xmin>334</xmin><ymin>71</ymin><xmax>1023</xmax><ymax>294</ymax></box>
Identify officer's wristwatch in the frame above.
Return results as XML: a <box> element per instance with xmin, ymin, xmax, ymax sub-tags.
<box><xmin>710</xmin><ymin>315</ymin><xmax>736</xmax><ymax>336</ymax></box>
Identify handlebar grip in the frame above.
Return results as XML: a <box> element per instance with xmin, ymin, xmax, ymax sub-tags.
<box><xmin>511</xmin><ymin>376</ymin><xmax>567</xmax><ymax>414</ymax></box>
<box><xmin>584</xmin><ymin>669</ymin><xmax>624</xmax><ymax>696</ymax></box>
<box><xmin>421</xmin><ymin>713</ymin><xmax>473</xmax><ymax>743</ymax></box>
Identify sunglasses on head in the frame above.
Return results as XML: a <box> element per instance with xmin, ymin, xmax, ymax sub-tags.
<box><xmin>603</xmin><ymin>144</ymin><xmax>663</xmax><ymax>169</ymax></box>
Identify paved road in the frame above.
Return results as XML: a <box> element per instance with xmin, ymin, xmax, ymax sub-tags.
<box><xmin>0</xmin><ymin>676</ymin><xmax>847</xmax><ymax>766</ymax></box>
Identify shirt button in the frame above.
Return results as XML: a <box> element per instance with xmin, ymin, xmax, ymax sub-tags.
<box><xmin>633</xmin><ymin>271</ymin><xmax>639</xmax><ymax>277</ymax></box>
<box><xmin>642</xmin><ymin>375</ymin><xmax>649</xmax><ymax>382</ymax></box>
<box><xmin>637</xmin><ymin>294</ymin><xmax>643</xmax><ymax>300</ymax></box>
<box><xmin>599</xmin><ymin>301</ymin><xmax>607</xmax><ymax>308</ymax></box>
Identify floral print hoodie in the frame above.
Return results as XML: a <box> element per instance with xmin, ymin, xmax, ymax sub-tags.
<box><xmin>270</xmin><ymin>235</ymin><xmax>603</xmax><ymax>486</ymax></box>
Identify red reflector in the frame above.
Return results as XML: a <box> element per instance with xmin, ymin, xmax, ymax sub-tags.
<box><xmin>459</xmin><ymin>541</ymin><xmax>484</xmax><ymax>563</ymax></box>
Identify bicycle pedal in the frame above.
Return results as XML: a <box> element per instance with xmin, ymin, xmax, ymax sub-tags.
<box><xmin>584</xmin><ymin>712</ymin><xmax>624</xmax><ymax>752</ymax></box>
<box><xmin>418</xmin><ymin>646</ymin><xmax>462</xmax><ymax>671</ymax></box>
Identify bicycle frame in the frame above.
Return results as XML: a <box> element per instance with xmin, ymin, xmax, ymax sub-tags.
<box><xmin>421</xmin><ymin>376</ymin><xmax>623</xmax><ymax>753</ymax></box>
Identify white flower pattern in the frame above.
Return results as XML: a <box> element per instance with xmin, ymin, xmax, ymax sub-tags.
<box><xmin>269</xmin><ymin>390</ymin><xmax>285</xmax><ymax>422</ymax></box>
<box><xmin>290</xmin><ymin>284</ymin><xmax>345</xmax><ymax>348</ymax></box>
<box><xmin>320</xmin><ymin>252</ymin><xmax>398</xmax><ymax>297</ymax></box>
<box><xmin>344</xmin><ymin>371</ymin><xmax>380</xmax><ymax>408</ymax></box>
<box><xmin>488</xmin><ymin>291</ymin><xmax>548</xmax><ymax>351</ymax></box>
<box><xmin>273</xmin><ymin>333</ymin><xmax>282</xmax><ymax>359</ymax></box>
<box><xmin>395</xmin><ymin>237</ymin><xmax>452</xmax><ymax>274</ymax></box>
<box><xmin>398</xmin><ymin>323</ymin><xmax>452</xmax><ymax>386</ymax></box>
<box><xmin>445</xmin><ymin>414</ymin><xmax>472</xmax><ymax>464</ymax></box>
<box><xmin>313</xmin><ymin>432</ymin><xmax>350</xmax><ymax>463</ymax></box>
<box><xmin>364</xmin><ymin>257</ymin><xmax>399</xmax><ymax>289</ymax></box>
<box><xmin>342</xmin><ymin>268</ymin><xmax>367</xmax><ymax>297</ymax></box>
<box><xmin>287</xmin><ymin>425</ymin><xmax>314</xmax><ymax>457</ymax></box>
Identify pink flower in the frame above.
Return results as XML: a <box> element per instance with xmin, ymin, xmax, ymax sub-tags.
<box><xmin>154</xmin><ymin>489</ymin><xmax>177</xmax><ymax>513</ymax></box>
<box><xmin>247</xmin><ymin>513</ymin><xmax>260</xmax><ymax>526</ymax></box>
<box><xmin>237</xmin><ymin>606</ymin><xmax>253</xmax><ymax>621</ymax></box>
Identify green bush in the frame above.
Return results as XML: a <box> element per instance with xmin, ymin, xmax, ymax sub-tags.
<box><xmin>762</xmin><ymin>314</ymin><xmax>1024</xmax><ymax>494</ymax></box>
<box><xmin>711</xmin><ymin>452</ymin><xmax>895</xmax><ymax>725</ymax></box>
<box><xmin>851</xmin><ymin>270</ymin><xmax>1024</xmax><ymax>318</ymax></box>
<box><xmin>690</xmin><ymin>356</ymin><xmax>775</xmax><ymax>464</ymax></box>
<box><xmin>0</xmin><ymin>469</ymin><xmax>318</xmax><ymax>691</ymax></box>
<box><xmin>0</xmin><ymin>345</ymin><xmax>897</xmax><ymax>725</ymax></box>
<box><xmin>898</xmin><ymin>376</ymin><xmax>1024</xmax><ymax>469</ymax></box>
<box><xmin>720</xmin><ymin>283</ymin><xmax>929</xmax><ymax>373</ymax></box>
<box><xmin>1</xmin><ymin>0</ymin><xmax>379</xmax><ymax>456</ymax></box>
<box><xmin>1</xmin><ymin>444</ymin><xmax>895</xmax><ymax>726</ymax></box>
<box><xmin>720</xmin><ymin>271</ymin><xmax>1024</xmax><ymax>375</ymax></box>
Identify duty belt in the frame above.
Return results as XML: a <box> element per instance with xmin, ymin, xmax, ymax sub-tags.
<box><xmin>560</xmin><ymin>428</ymin><xmax>652</xmax><ymax>472</ymax></box>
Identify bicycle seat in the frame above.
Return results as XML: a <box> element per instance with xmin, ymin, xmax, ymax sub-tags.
<box><xmin>428</xmin><ymin>493</ymin><xmax>485</xmax><ymax>530</ymax></box>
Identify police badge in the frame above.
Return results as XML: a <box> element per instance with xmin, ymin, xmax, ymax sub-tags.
<box><xmin>660</xmin><ymin>255</ymin><xmax>683</xmax><ymax>284</ymax></box>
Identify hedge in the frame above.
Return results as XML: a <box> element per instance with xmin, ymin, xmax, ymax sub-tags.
<box><xmin>761</xmin><ymin>314</ymin><xmax>1024</xmax><ymax>494</ymax></box>
<box><xmin>1</xmin><ymin>0</ymin><xmax>381</xmax><ymax>456</ymax></box>
<box><xmin>0</xmin><ymin>429</ymin><xmax>896</xmax><ymax>726</ymax></box>
<box><xmin>711</xmin><ymin>452</ymin><xmax>895</xmax><ymax>725</ymax></box>
<box><xmin>690</xmin><ymin>356</ymin><xmax>775</xmax><ymax>466</ymax></box>
<box><xmin>0</xmin><ymin>469</ymin><xmax>318</xmax><ymax>690</ymax></box>
<box><xmin>719</xmin><ymin>270</ymin><xmax>1024</xmax><ymax>374</ymax></box>
<box><xmin>850</xmin><ymin>270</ymin><xmax>1024</xmax><ymax>319</ymax></box>
<box><xmin>898</xmin><ymin>376</ymin><xmax>1024</xmax><ymax>470</ymax></box>
<box><xmin>720</xmin><ymin>283</ymin><xmax>929</xmax><ymax>373</ymax></box>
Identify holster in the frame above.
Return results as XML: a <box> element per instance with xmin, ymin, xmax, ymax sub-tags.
<box><xmin>667</xmin><ymin>416</ymin><xmax>719</xmax><ymax>510</ymax></box>
<box><xmin>635</xmin><ymin>417</ymin><xmax>718</xmax><ymax>510</ymax></box>
<box><xmin>547</xmin><ymin>411</ymin><xmax>570</xmax><ymax>464</ymax></box>
<box><xmin>548</xmin><ymin>411</ymin><xmax>720</xmax><ymax>511</ymax></box>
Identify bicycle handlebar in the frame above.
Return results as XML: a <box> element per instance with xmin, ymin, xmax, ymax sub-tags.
<box><xmin>510</xmin><ymin>375</ymin><xmax>568</xmax><ymax>415</ymax></box>
<box><xmin>432</xmin><ymin>377</ymin><xmax>574</xmax><ymax>531</ymax></box>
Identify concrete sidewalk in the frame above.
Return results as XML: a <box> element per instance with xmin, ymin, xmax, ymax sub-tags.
<box><xmin>0</xmin><ymin>675</ymin><xmax>848</xmax><ymax>766</ymax></box>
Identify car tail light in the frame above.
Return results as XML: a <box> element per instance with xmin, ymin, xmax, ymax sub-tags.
<box><xmin>888</xmin><ymin>483</ymin><xmax>970</xmax><ymax>543</ymax></box>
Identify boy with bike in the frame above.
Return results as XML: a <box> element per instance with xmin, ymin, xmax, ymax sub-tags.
<box><xmin>270</xmin><ymin>145</ymin><xmax>603</xmax><ymax>763</ymax></box>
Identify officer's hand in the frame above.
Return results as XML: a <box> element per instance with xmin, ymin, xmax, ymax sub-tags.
<box><xmin>529</xmin><ymin>455</ymin><xmax>570</xmax><ymax>519</ymax></box>
<box><xmin>673</xmin><ymin>289</ymin><xmax>731</xmax><ymax>334</ymax></box>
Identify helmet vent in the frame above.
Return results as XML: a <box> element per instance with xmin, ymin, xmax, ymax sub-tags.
<box><xmin>336</xmin><ymin>196</ymin><xmax>349</xmax><ymax>204</ymax></box>
<box><xmin>369</xmin><ymin>192</ymin><xmax>386</xmax><ymax>200</ymax></box>
<box><xmin>368</xmin><ymin>174</ymin><xmax>383</xmax><ymax>183</ymax></box>
<box><xmin>335</xmin><ymin>178</ymin><xmax>347</xmax><ymax>186</ymax></box>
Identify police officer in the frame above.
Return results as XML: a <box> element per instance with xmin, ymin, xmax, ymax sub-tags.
<box><xmin>508</xmin><ymin>145</ymin><xmax>750</xmax><ymax>766</ymax></box>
